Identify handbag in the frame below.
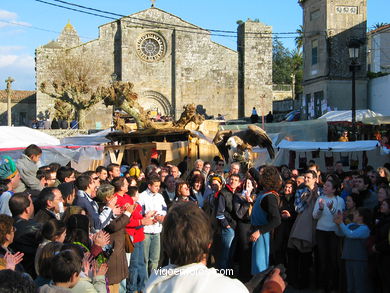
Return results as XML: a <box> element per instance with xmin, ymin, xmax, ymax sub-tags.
<box><xmin>298</xmin><ymin>153</ymin><xmax>307</xmax><ymax>170</ymax></box>
<box><xmin>350</xmin><ymin>153</ymin><xmax>359</xmax><ymax>170</ymax></box>
<box><xmin>340</xmin><ymin>153</ymin><xmax>349</xmax><ymax>167</ymax></box>
<box><xmin>124</xmin><ymin>232</ymin><xmax>134</xmax><ymax>253</ymax></box>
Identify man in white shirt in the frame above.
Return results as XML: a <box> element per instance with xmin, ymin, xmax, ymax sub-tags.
<box><xmin>138</xmin><ymin>176</ymin><xmax>167</xmax><ymax>276</ymax></box>
<box><xmin>145</xmin><ymin>202</ymin><xmax>286</xmax><ymax>293</ymax></box>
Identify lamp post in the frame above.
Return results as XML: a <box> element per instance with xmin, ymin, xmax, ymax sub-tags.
<box><xmin>348</xmin><ymin>40</ymin><xmax>361</xmax><ymax>141</ymax></box>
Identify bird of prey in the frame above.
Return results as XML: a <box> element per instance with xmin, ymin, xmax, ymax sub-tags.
<box><xmin>213</xmin><ymin>124</ymin><xmax>275</xmax><ymax>167</ymax></box>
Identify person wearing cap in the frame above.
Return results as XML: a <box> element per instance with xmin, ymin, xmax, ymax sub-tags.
<box><xmin>0</xmin><ymin>156</ymin><xmax>21</xmax><ymax>216</ymax></box>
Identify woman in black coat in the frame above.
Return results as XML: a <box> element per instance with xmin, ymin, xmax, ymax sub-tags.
<box><xmin>233</xmin><ymin>176</ymin><xmax>257</xmax><ymax>282</ymax></box>
<box><xmin>271</xmin><ymin>179</ymin><xmax>297</xmax><ymax>266</ymax></box>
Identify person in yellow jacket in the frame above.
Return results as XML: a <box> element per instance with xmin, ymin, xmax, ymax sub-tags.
<box><xmin>339</xmin><ymin>131</ymin><xmax>349</xmax><ymax>142</ymax></box>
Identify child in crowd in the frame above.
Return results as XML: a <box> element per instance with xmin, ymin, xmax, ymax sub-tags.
<box><xmin>39</xmin><ymin>250</ymin><xmax>82</xmax><ymax>292</ymax></box>
<box><xmin>334</xmin><ymin>208</ymin><xmax>372</xmax><ymax>293</ymax></box>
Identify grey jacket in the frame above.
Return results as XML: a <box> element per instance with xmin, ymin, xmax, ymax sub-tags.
<box><xmin>15</xmin><ymin>154</ymin><xmax>42</xmax><ymax>192</ymax></box>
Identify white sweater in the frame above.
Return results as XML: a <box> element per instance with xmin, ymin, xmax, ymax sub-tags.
<box><xmin>313</xmin><ymin>195</ymin><xmax>345</xmax><ymax>232</ymax></box>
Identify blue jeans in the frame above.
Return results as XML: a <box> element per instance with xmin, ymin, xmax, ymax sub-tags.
<box><xmin>218</xmin><ymin>227</ymin><xmax>235</xmax><ymax>270</ymax></box>
<box><xmin>143</xmin><ymin>233</ymin><xmax>161</xmax><ymax>276</ymax></box>
<box><xmin>127</xmin><ymin>241</ymin><xmax>147</xmax><ymax>293</ymax></box>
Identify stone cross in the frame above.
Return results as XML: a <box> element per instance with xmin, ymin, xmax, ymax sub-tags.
<box><xmin>5</xmin><ymin>76</ymin><xmax>14</xmax><ymax>90</ymax></box>
<box><xmin>5</xmin><ymin>76</ymin><xmax>14</xmax><ymax>126</ymax></box>
<box><xmin>151</xmin><ymin>0</ymin><xmax>156</xmax><ymax>7</ymax></box>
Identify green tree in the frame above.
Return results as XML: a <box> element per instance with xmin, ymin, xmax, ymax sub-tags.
<box><xmin>290</xmin><ymin>49</ymin><xmax>303</xmax><ymax>95</ymax></box>
<box><xmin>272</xmin><ymin>38</ymin><xmax>293</xmax><ymax>84</ymax></box>
<box><xmin>272</xmin><ymin>38</ymin><xmax>303</xmax><ymax>97</ymax></box>
<box><xmin>295</xmin><ymin>25</ymin><xmax>304</xmax><ymax>52</ymax></box>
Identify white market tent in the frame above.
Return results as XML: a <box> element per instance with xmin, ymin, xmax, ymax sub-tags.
<box><xmin>362</xmin><ymin>116</ymin><xmax>390</xmax><ymax>125</ymax></box>
<box><xmin>0</xmin><ymin>126</ymin><xmax>60</xmax><ymax>148</ymax></box>
<box><xmin>0</xmin><ymin>126</ymin><xmax>104</xmax><ymax>166</ymax></box>
<box><xmin>276</xmin><ymin>140</ymin><xmax>380</xmax><ymax>152</ymax></box>
<box><xmin>318</xmin><ymin>109</ymin><xmax>382</xmax><ymax>122</ymax></box>
<box><xmin>268</xmin><ymin>140</ymin><xmax>387</xmax><ymax>170</ymax></box>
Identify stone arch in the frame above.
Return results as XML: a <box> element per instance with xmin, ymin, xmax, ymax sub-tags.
<box><xmin>140</xmin><ymin>91</ymin><xmax>173</xmax><ymax>116</ymax></box>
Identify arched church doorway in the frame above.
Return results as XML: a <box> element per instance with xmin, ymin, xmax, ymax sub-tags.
<box><xmin>140</xmin><ymin>91</ymin><xmax>173</xmax><ymax>117</ymax></box>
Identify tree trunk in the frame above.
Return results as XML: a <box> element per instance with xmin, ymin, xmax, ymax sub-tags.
<box><xmin>77</xmin><ymin>108</ymin><xmax>86</xmax><ymax>129</ymax></box>
<box><xmin>121</xmin><ymin>102</ymin><xmax>144</xmax><ymax>130</ymax></box>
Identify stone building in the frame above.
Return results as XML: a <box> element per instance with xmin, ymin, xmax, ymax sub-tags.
<box><xmin>368</xmin><ymin>24</ymin><xmax>390</xmax><ymax>73</ymax></box>
<box><xmin>299</xmin><ymin>0</ymin><xmax>368</xmax><ymax>119</ymax></box>
<box><xmin>36</xmin><ymin>7</ymin><xmax>273</xmax><ymax>129</ymax></box>
<box><xmin>0</xmin><ymin>90</ymin><xmax>36</xmax><ymax>126</ymax></box>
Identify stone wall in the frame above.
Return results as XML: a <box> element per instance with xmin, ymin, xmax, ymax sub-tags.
<box><xmin>39</xmin><ymin>129</ymin><xmax>89</xmax><ymax>139</ymax></box>
<box><xmin>0</xmin><ymin>101</ymin><xmax>36</xmax><ymax>126</ymax></box>
<box><xmin>238</xmin><ymin>21</ymin><xmax>273</xmax><ymax>117</ymax></box>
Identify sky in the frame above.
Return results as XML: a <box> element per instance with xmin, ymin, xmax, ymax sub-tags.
<box><xmin>0</xmin><ymin>0</ymin><xmax>389</xmax><ymax>90</ymax></box>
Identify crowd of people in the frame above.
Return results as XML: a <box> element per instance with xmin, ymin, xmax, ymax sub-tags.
<box><xmin>0</xmin><ymin>143</ymin><xmax>389</xmax><ymax>293</ymax></box>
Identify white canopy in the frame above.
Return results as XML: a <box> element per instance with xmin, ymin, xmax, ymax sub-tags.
<box><xmin>268</xmin><ymin>140</ymin><xmax>387</xmax><ymax>170</ymax></box>
<box><xmin>0</xmin><ymin>126</ymin><xmax>60</xmax><ymax>148</ymax></box>
<box><xmin>318</xmin><ymin>109</ymin><xmax>382</xmax><ymax>122</ymax></box>
<box><xmin>277</xmin><ymin>140</ymin><xmax>380</xmax><ymax>152</ymax></box>
<box><xmin>0</xmin><ymin>126</ymin><xmax>103</xmax><ymax>166</ymax></box>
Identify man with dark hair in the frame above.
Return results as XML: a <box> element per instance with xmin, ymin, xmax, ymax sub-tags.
<box><xmin>107</xmin><ymin>163</ymin><xmax>121</xmax><ymax>182</ymax></box>
<box><xmin>34</xmin><ymin>187</ymin><xmax>64</xmax><ymax>223</ymax></box>
<box><xmin>138</xmin><ymin>176</ymin><xmax>167</xmax><ymax>276</ymax></box>
<box><xmin>74</xmin><ymin>175</ymin><xmax>116</xmax><ymax>231</ymax></box>
<box><xmin>352</xmin><ymin>175</ymin><xmax>377</xmax><ymax>209</ymax></box>
<box><xmin>48</xmin><ymin>162</ymin><xmax>61</xmax><ymax>172</ymax></box>
<box><xmin>36</xmin><ymin>169</ymin><xmax>57</xmax><ymax>188</ymax></box>
<box><xmin>146</xmin><ymin>202</ymin><xmax>286</xmax><ymax>293</ymax></box>
<box><xmin>287</xmin><ymin>169</ymin><xmax>323</xmax><ymax>289</ymax></box>
<box><xmin>57</xmin><ymin>166</ymin><xmax>76</xmax><ymax>184</ymax></box>
<box><xmin>9</xmin><ymin>192</ymin><xmax>41</xmax><ymax>278</ymax></box>
<box><xmin>215</xmin><ymin>159</ymin><xmax>226</xmax><ymax>175</ymax></box>
<box><xmin>334</xmin><ymin>161</ymin><xmax>346</xmax><ymax>181</ymax></box>
<box><xmin>294</xmin><ymin>170</ymin><xmax>320</xmax><ymax>212</ymax></box>
<box><xmin>39</xmin><ymin>250</ymin><xmax>82</xmax><ymax>291</ymax></box>
<box><xmin>15</xmin><ymin>144</ymin><xmax>43</xmax><ymax>192</ymax></box>
<box><xmin>216</xmin><ymin>173</ymin><xmax>241</xmax><ymax>270</ymax></box>
<box><xmin>0</xmin><ymin>269</ymin><xmax>37</xmax><ymax>293</ymax></box>
<box><xmin>95</xmin><ymin>166</ymin><xmax>108</xmax><ymax>184</ymax></box>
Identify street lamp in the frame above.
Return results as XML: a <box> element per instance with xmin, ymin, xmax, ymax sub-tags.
<box><xmin>348</xmin><ymin>39</ymin><xmax>361</xmax><ymax>141</ymax></box>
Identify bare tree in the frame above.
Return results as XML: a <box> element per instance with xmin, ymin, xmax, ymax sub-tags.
<box><xmin>99</xmin><ymin>81</ymin><xmax>153</xmax><ymax>130</ymax></box>
<box><xmin>54</xmin><ymin>99</ymin><xmax>73</xmax><ymax>121</ymax></box>
<box><xmin>40</xmin><ymin>51</ymin><xmax>108</xmax><ymax>129</ymax></box>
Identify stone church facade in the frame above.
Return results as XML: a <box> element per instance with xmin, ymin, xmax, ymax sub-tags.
<box><xmin>36</xmin><ymin>7</ymin><xmax>273</xmax><ymax>128</ymax></box>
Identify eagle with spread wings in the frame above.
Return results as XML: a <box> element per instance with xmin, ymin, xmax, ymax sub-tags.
<box><xmin>213</xmin><ymin>124</ymin><xmax>275</xmax><ymax>169</ymax></box>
